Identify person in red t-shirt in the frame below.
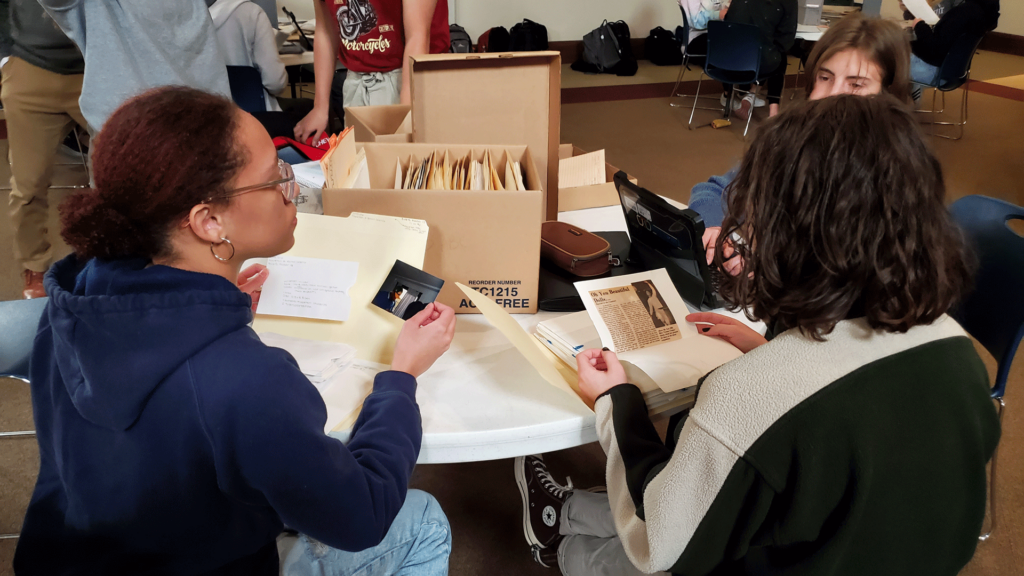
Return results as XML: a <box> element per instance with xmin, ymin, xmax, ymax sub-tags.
<box><xmin>294</xmin><ymin>0</ymin><xmax>449</xmax><ymax>143</ymax></box>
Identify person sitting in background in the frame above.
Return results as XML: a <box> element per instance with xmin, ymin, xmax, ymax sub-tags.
<box><xmin>908</xmin><ymin>0</ymin><xmax>999</xmax><ymax>100</ymax></box>
<box><xmin>209</xmin><ymin>0</ymin><xmax>287</xmax><ymax>111</ymax></box>
<box><xmin>690</xmin><ymin>13</ymin><xmax>912</xmax><ymax>274</ymax></box>
<box><xmin>208</xmin><ymin>0</ymin><xmax>317</xmax><ymax>138</ymax></box>
<box><xmin>293</xmin><ymin>0</ymin><xmax>450</xmax><ymax>143</ymax></box>
<box><xmin>38</xmin><ymin>0</ymin><xmax>231</xmax><ymax>133</ymax></box>
<box><xmin>516</xmin><ymin>94</ymin><xmax>998</xmax><ymax>576</ymax></box>
<box><xmin>14</xmin><ymin>86</ymin><xmax>455</xmax><ymax>576</ymax></box>
<box><xmin>722</xmin><ymin>0</ymin><xmax>798</xmax><ymax>120</ymax></box>
<box><xmin>0</xmin><ymin>0</ymin><xmax>85</xmax><ymax>298</ymax></box>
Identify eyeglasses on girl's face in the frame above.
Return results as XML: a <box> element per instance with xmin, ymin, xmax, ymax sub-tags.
<box><xmin>220</xmin><ymin>159</ymin><xmax>299</xmax><ymax>203</ymax></box>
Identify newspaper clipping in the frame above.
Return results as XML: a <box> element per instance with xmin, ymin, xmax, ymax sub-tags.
<box><xmin>588</xmin><ymin>280</ymin><xmax>681</xmax><ymax>352</ymax></box>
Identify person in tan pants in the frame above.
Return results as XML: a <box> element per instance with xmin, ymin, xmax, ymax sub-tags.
<box><xmin>1</xmin><ymin>0</ymin><xmax>86</xmax><ymax>298</ymax></box>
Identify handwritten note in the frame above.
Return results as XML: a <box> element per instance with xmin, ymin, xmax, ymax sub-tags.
<box><xmin>559</xmin><ymin>149</ymin><xmax>606</xmax><ymax>188</ymax></box>
<box><xmin>258</xmin><ymin>256</ymin><xmax>359</xmax><ymax>321</ymax></box>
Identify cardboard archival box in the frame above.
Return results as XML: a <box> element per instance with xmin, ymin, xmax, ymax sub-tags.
<box><xmin>345</xmin><ymin>104</ymin><xmax>412</xmax><ymax>143</ymax></box>
<box><xmin>323</xmin><ymin>142</ymin><xmax>543</xmax><ymax>314</ymax></box>
<box><xmin>557</xmin><ymin>144</ymin><xmax>638</xmax><ymax>212</ymax></box>
<box><xmin>409</xmin><ymin>52</ymin><xmax>561</xmax><ymax>221</ymax></box>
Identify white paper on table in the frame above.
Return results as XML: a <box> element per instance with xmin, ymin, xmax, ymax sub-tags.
<box><xmin>292</xmin><ymin>161</ymin><xmax>326</xmax><ymax>188</ymax></box>
<box><xmin>574</xmin><ymin>269</ymin><xmax>742</xmax><ymax>393</ymax></box>
<box><xmin>258</xmin><ymin>256</ymin><xmax>359</xmax><ymax>321</ymax></box>
<box><xmin>258</xmin><ymin>332</ymin><xmax>356</xmax><ymax>381</ymax></box>
<box><xmin>902</xmin><ymin>0</ymin><xmax>939</xmax><ymax>24</ymax></box>
<box><xmin>319</xmin><ymin>360</ymin><xmax>386</xmax><ymax>433</ymax></box>
<box><xmin>559</xmin><ymin>149</ymin><xmax>606</xmax><ymax>188</ymax></box>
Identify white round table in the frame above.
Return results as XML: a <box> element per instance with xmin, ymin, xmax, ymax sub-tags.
<box><xmin>329</xmin><ymin>202</ymin><xmax>763</xmax><ymax>464</ymax></box>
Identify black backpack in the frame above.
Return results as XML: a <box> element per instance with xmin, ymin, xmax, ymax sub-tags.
<box><xmin>509</xmin><ymin>19</ymin><xmax>548</xmax><ymax>51</ymax></box>
<box><xmin>572</xmin><ymin>20</ymin><xmax>637</xmax><ymax>76</ymax></box>
<box><xmin>645</xmin><ymin>26</ymin><xmax>683</xmax><ymax>66</ymax></box>
<box><xmin>449</xmin><ymin>24</ymin><xmax>472</xmax><ymax>53</ymax></box>
<box><xmin>478</xmin><ymin>26</ymin><xmax>510</xmax><ymax>53</ymax></box>
<box><xmin>581</xmin><ymin>20</ymin><xmax>622</xmax><ymax>72</ymax></box>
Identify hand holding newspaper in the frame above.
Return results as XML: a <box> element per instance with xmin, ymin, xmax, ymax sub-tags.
<box><xmin>574</xmin><ymin>269</ymin><xmax>742</xmax><ymax>392</ymax></box>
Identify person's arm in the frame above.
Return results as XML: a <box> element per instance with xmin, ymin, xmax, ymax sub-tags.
<box><xmin>688</xmin><ymin>167</ymin><xmax>736</xmax><ymax>229</ymax></box>
<box><xmin>250</xmin><ymin>7</ymin><xmax>288</xmax><ymax>95</ymax></box>
<box><xmin>294</xmin><ymin>0</ymin><xmax>340</xmax><ymax>142</ymax></box>
<box><xmin>399</xmin><ymin>0</ymin><xmax>436</xmax><ymax>105</ymax></box>
<box><xmin>594</xmin><ymin>385</ymin><xmax>776</xmax><ymax>575</ymax></box>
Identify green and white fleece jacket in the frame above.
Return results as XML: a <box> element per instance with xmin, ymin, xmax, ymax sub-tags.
<box><xmin>595</xmin><ymin>315</ymin><xmax>1000</xmax><ymax>576</ymax></box>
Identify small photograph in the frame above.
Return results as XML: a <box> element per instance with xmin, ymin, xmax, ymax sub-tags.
<box><xmin>632</xmin><ymin>280</ymin><xmax>675</xmax><ymax>328</ymax></box>
<box><xmin>372</xmin><ymin>260</ymin><xmax>445</xmax><ymax>320</ymax></box>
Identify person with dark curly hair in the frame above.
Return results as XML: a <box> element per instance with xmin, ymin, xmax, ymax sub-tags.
<box><xmin>15</xmin><ymin>86</ymin><xmax>456</xmax><ymax>576</ymax></box>
<box><xmin>516</xmin><ymin>95</ymin><xmax>999</xmax><ymax>576</ymax></box>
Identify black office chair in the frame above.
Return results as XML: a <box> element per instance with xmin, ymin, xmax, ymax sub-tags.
<box><xmin>688</xmin><ymin>21</ymin><xmax>768</xmax><ymax>136</ymax></box>
<box><xmin>949</xmin><ymin>195</ymin><xmax>1024</xmax><ymax>541</ymax></box>
<box><xmin>226</xmin><ymin>65</ymin><xmax>269</xmax><ymax>114</ymax></box>
<box><xmin>918</xmin><ymin>33</ymin><xmax>985</xmax><ymax>140</ymax></box>
<box><xmin>670</xmin><ymin>6</ymin><xmax>719</xmax><ymax>114</ymax></box>
<box><xmin>0</xmin><ymin>297</ymin><xmax>48</xmax><ymax>540</ymax></box>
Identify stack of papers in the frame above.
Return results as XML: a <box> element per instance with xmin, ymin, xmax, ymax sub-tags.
<box><xmin>558</xmin><ymin>149</ymin><xmax>606</xmax><ymax>188</ymax></box>
<box><xmin>395</xmin><ymin>149</ymin><xmax>527</xmax><ymax>191</ymax></box>
<box><xmin>258</xmin><ymin>332</ymin><xmax>357</xmax><ymax>389</ymax></box>
<box><xmin>534</xmin><ymin>312</ymin><xmax>698</xmax><ymax>416</ymax></box>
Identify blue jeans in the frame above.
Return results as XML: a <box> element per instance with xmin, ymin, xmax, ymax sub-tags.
<box><xmin>910</xmin><ymin>53</ymin><xmax>941</xmax><ymax>92</ymax></box>
<box><xmin>281</xmin><ymin>490</ymin><xmax>452</xmax><ymax>576</ymax></box>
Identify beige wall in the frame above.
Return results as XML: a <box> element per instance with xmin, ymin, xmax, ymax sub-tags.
<box><xmin>279</xmin><ymin>0</ymin><xmax>1020</xmax><ymax>43</ymax></box>
<box><xmin>278</xmin><ymin>0</ymin><xmax>682</xmax><ymax>42</ymax></box>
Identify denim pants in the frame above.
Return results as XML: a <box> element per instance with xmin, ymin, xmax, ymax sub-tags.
<box><xmin>910</xmin><ymin>53</ymin><xmax>941</xmax><ymax>94</ymax></box>
<box><xmin>280</xmin><ymin>490</ymin><xmax>452</xmax><ymax>576</ymax></box>
<box><xmin>556</xmin><ymin>490</ymin><xmax>669</xmax><ymax>576</ymax></box>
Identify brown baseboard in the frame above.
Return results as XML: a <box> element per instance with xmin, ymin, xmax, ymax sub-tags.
<box><xmin>979</xmin><ymin>32</ymin><xmax>1024</xmax><ymax>57</ymax></box>
<box><xmin>0</xmin><ymin>119</ymin><xmax>6</xmax><ymax>140</ymax></box>
<box><xmin>967</xmin><ymin>79</ymin><xmax>1024</xmax><ymax>102</ymax></box>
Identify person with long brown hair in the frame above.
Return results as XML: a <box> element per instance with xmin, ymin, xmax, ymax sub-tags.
<box><xmin>518</xmin><ymin>95</ymin><xmax>999</xmax><ymax>576</ymax></box>
<box><xmin>14</xmin><ymin>86</ymin><xmax>456</xmax><ymax>576</ymax></box>
<box><xmin>690</xmin><ymin>12</ymin><xmax>912</xmax><ymax>274</ymax></box>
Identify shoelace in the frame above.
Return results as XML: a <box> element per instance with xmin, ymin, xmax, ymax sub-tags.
<box><xmin>532</xmin><ymin>460</ymin><xmax>574</xmax><ymax>499</ymax></box>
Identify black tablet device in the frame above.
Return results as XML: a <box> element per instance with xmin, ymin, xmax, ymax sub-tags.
<box><xmin>613</xmin><ymin>171</ymin><xmax>725</xmax><ymax>310</ymax></box>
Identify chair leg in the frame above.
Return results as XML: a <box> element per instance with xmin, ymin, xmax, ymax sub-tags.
<box><xmin>688</xmin><ymin>73</ymin><xmax>705</xmax><ymax>129</ymax></box>
<box><xmin>670</xmin><ymin>58</ymin><xmax>687</xmax><ymax>99</ymax></box>
<box><xmin>979</xmin><ymin>396</ymin><xmax>1003</xmax><ymax>541</ymax></box>
<box><xmin>0</xmin><ymin>430</ymin><xmax>35</xmax><ymax>438</ymax></box>
<box><xmin>672</xmin><ymin>58</ymin><xmax>724</xmax><ymax>111</ymax></box>
<box><xmin>742</xmin><ymin>86</ymin><xmax>759</xmax><ymax>137</ymax></box>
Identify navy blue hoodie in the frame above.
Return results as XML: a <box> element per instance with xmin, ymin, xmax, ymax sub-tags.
<box><xmin>14</xmin><ymin>255</ymin><xmax>423</xmax><ymax>575</ymax></box>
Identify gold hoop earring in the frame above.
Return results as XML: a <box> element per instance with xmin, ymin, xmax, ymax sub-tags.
<box><xmin>210</xmin><ymin>237</ymin><xmax>235</xmax><ymax>262</ymax></box>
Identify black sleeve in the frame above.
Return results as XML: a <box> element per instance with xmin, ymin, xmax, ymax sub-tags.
<box><xmin>597</xmin><ymin>384</ymin><xmax>672</xmax><ymax>520</ymax></box>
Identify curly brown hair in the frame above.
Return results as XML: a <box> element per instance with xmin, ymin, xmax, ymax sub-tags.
<box><xmin>60</xmin><ymin>87</ymin><xmax>247</xmax><ymax>261</ymax></box>
<box><xmin>804</xmin><ymin>13</ymin><xmax>912</xmax><ymax>103</ymax></box>
<box><xmin>716</xmin><ymin>94</ymin><xmax>973</xmax><ymax>338</ymax></box>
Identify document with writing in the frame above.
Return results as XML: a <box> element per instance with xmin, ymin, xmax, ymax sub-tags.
<box><xmin>575</xmin><ymin>269</ymin><xmax>742</xmax><ymax>393</ymax></box>
<box><xmin>559</xmin><ymin>149</ymin><xmax>606</xmax><ymax>188</ymax></box>
<box><xmin>257</xmin><ymin>256</ymin><xmax>359</xmax><ymax>321</ymax></box>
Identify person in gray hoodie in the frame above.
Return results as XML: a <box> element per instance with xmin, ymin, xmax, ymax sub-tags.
<box><xmin>0</xmin><ymin>0</ymin><xmax>85</xmax><ymax>299</ymax></box>
<box><xmin>208</xmin><ymin>0</ymin><xmax>287</xmax><ymax>112</ymax></box>
<box><xmin>37</xmin><ymin>0</ymin><xmax>231</xmax><ymax>132</ymax></box>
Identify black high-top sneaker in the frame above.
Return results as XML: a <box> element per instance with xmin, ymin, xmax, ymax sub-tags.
<box><xmin>532</xmin><ymin>544</ymin><xmax>560</xmax><ymax>569</ymax></box>
<box><xmin>514</xmin><ymin>455</ymin><xmax>574</xmax><ymax>553</ymax></box>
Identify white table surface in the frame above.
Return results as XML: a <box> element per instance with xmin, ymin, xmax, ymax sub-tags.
<box><xmin>328</xmin><ymin>202</ymin><xmax>764</xmax><ymax>464</ymax></box>
<box><xmin>796</xmin><ymin>24</ymin><xmax>826</xmax><ymax>42</ymax></box>
<box><xmin>280</xmin><ymin>51</ymin><xmax>315</xmax><ymax>68</ymax></box>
